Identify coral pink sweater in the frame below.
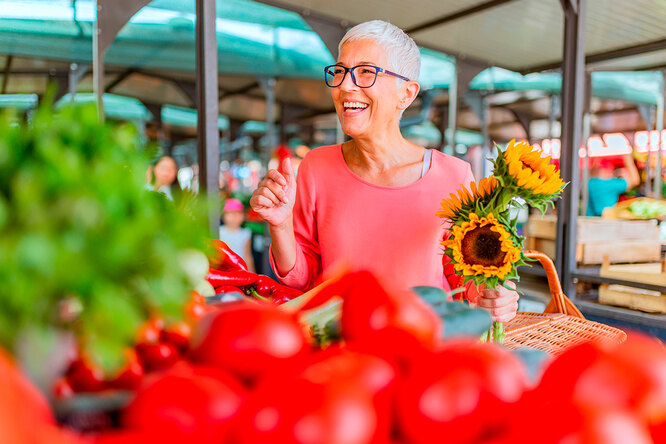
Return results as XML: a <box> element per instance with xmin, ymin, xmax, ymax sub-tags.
<box><xmin>270</xmin><ymin>144</ymin><xmax>474</xmax><ymax>292</ymax></box>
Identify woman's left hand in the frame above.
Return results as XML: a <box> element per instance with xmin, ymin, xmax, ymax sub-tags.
<box><xmin>475</xmin><ymin>281</ymin><xmax>519</xmax><ymax>323</ymax></box>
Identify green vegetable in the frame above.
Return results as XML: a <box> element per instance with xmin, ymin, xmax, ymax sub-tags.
<box><xmin>0</xmin><ymin>98</ymin><xmax>208</xmax><ymax>371</ymax></box>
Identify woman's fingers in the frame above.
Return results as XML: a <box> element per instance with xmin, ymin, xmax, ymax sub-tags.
<box><xmin>262</xmin><ymin>178</ymin><xmax>288</xmax><ymax>204</ymax></box>
<box><xmin>266</xmin><ymin>169</ymin><xmax>288</xmax><ymax>187</ymax></box>
<box><xmin>477</xmin><ymin>282</ymin><xmax>519</xmax><ymax>322</ymax></box>
<box><xmin>282</xmin><ymin>158</ymin><xmax>295</xmax><ymax>187</ymax></box>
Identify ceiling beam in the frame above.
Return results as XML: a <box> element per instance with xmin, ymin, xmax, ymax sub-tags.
<box><xmin>219</xmin><ymin>81</ymin><xmax>259</xmax><ymax>100</ymax></box>
<box><xmin>104</xmin><ymin>68</ymin><xmax>135</xmax><ymax>92</ymax></box>
<box><xmin>252</xmin><ymin>0</ymin><xmax>506</xmax><ymax>72</ymax></box>
<box><xmin>1</xmin><ymin>55</ymin><xmax>13</xmax><ymax>94</ymax></box>
<box><xmin>522</xmin><ymin>37</ymin><xmax>666</xmax><ymax>73</ymax></box>
<box><xmin>405</xmin><ymin>0</ymin><xmax>520</xmax><ymax>34</ymax></box>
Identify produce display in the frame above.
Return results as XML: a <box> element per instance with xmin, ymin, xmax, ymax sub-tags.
<box><xmin>5</xmin><ymin>268</ymin><xmax>666</xmax><ymax>444</ymax></box>
<box><xmin>2</xmin><ymin>101</ymin><xmax>666</xmax><ymax>444</ymax></box>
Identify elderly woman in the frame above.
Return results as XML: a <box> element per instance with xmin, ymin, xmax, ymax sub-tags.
<box><xmin>250</xmin><ymin>20</ymin><xmax>518</xmax><ymax>323</ymax></box>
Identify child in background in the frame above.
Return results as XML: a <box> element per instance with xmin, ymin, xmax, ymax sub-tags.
<box><xmin>219</xmin><ymin>198</ymin><xmax>255</xmax><ymax>272</ymax></box>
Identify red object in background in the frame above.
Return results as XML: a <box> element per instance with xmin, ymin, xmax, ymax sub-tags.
<box><xmin>109</xmin><ymin>349</ymin><xmax>144</xmax><ymax>391</ymax></box>
<box><xmin>396</xmin><ymin>339</ymin><xmax>528</xmax><ymax>444</ymax></box>
<box><xmin>189</xmin><ymin>301</ymin><xmax>309</xmax><ymax>384</ymax></box>
<box><xmin>65</xmin><ymin>358</ymin><xmax>106</xmax><ymax>393</ymax></box>
<box><xmin>340</xmin><ymin>271</ymin><xmax>441</xmax><ymax>361</ymax></box>
<box><xmin>135</xmin><ymin>342</ymin><xmax>180</xmax><ymax>372</ymax></box>
<box><xmin>122</xmin><ymin>364</ymin><xmax>245</xmax><ymax>444</ymax></box>
<box><xmin>275</xmin><ymin>144</ymin><xmax>292</xmax><ymax>175</ymax></box>
<box><xmin>209</xmin><ymin>240</ymin><xmax>249</xmax><ymax>272</ymax></box>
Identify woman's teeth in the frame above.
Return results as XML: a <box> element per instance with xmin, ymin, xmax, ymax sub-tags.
<box><xmin>343</xmin><ymin>102</ymin><xmax>368</xmax><ymax>113</ymax></box>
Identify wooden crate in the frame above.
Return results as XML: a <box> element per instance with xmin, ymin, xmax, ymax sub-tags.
<box><xmin>598</xmin><ymin>262</ymin><xmax>666</xmax><ymax>313</ymax></box>
<box><xmin>599</xmin><ymin>285</ymin><xmax>666</xmax><ymax>313</ymax></box>
<box><xmin>525</xmin><ymin>215</ymin><xmax>661</xmax><ymax>264</ymax></box>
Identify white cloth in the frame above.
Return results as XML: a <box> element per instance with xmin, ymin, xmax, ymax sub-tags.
<box><xmin>219</xmin><ymin>226</ymin><xmax>252</xmax><ymax>262</ymax></box>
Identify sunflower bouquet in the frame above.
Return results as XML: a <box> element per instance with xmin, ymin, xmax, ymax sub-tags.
<box><xmin>437</xmin><ymin>139</ymin><xmax>566</xmax><ymax>343</ymax></box>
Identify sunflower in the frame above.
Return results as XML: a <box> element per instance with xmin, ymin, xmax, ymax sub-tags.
<box><xmin>437</xmin><ymin>175</ymin><xmax>501</xmax><ymax>221</ymax></box>
<box><xmin>492</xmin><ymin>139</ymin><xmax>566</xmax><ymax>209</ymax></box>
<box><xmin>443</xmin><ymin>213</ymin><xmax>521</xmax><ymax>285</ymax></box>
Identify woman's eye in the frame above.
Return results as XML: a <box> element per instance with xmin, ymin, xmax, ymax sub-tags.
<box><xmin>333</xmin><ymin>68</ymin><xmax>345</xmax><ymax>75</ymax></box>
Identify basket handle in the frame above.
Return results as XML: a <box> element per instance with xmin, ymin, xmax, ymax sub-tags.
<box><xmin>523</xmin><ymin>250</ymin><xmax>584</xmax><ymax>319</ymax></box>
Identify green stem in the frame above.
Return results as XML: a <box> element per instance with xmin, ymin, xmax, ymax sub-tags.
<box><xmin>493</xmin><ymin>321</ymin><xmax>505</xmax><ymax>345</ymax></box>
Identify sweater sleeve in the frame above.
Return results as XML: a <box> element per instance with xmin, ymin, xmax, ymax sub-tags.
<box><xmin>269</xmin><ymin>154</ymin><xmax>322</xmax><ymax>291</ymax></box>
<box><xmin>442</xmin><ymin>164</ymin><xmax>476</xmax><ymax>299</ymax></box>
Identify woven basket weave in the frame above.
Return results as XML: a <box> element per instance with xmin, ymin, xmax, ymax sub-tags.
<box><xmin>503</xmin><ymin>250</ymin><xmax>626</xmax><ymax>355</ymax></box>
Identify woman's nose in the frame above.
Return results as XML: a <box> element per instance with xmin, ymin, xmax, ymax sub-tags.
<box><xmin>339</xmin><ymin>71</ymin><xmax>359</xmax><ymax>91</ymax></box>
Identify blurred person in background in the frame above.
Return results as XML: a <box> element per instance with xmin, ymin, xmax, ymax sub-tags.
<box><xmin>250</xmin><ymin>20</ymin><xmax>519</xmax><ymax>324</ymax></box>
<box><xmin>220</xmin><ymin>198</ymin><xmax>255</xmax><ymax>273</ymax></box>
<box><xmin>587</xmin><ymin>153</ymin><xmax>640</xmax><ymax>217</ymax></box>
<box><xmin>147</xmin><ymin>155</ymin><xmax>180</xmax><ymax>200</ymax></box>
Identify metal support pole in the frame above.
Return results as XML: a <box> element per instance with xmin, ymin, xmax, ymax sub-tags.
<box><xmin>68</xmin><ymin>63</ymin><xmax>89</xmax><ymax>102</ymax></box>
<box><xmin>93</xmin><ymin>2</ymin><xmax>104</xmax><ymax>121</ymax></box>
<box><xmin>446</xmin><ymin>61</ymin><xmax>458</xmax><ymax>155</ymax></box>
<box><xmin>94</xmin><ymin>0</ymin><xmax>151</xmax><ymax>121</ymax></box>
<box><xmin>638</xmin><ymin>104</ymin><xmax>655</xmax><ymax>198</ymax></box>
<box><xmin>580</xmin><ymin>72</ymin><xmax>592</xmax><ymax>216</ymax></box>
<box><xmin>655</xmin><ymin>72</ymin><xmax>664</xmax><ymax>199</ymax></box>
<box><xmin>556</xmin><ymin>0</ymin><xmax>586</xmax><ymax>299</ymax></box>
<box><xmin>196</xmin><ymin>0</ymin><xmax>221</xmax><ymax>237</ymax></box>
<box><xmin>548</xmin><ymin>94</ymin><xmax>560</xmax><ymax>141</ymax></box>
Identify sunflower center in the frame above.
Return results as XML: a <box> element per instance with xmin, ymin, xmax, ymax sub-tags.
<box><xmin>460</xmin><ymin>224</ymin><xmax>507</xmax><ymax>267</ymax></box>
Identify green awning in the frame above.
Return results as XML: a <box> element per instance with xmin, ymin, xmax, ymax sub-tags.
<box><xmin>0</xmin><ymin>94</ymin><xmax>38</xmax><ymax>111</ymax></box>
<box><xmin>418</xmin><ymin>48</ymin><xmax>455</xmax><ymax>90</ymax></box>
<box><xmin>55</xmin><ymin>93</ymin><xmax>153</xmax><ymax>121</ymax></box>
<box><xmin>470</xmin><ymin>67</ymin><xmax>664</xmax><ymax>105</ymax></box>
<box><xmin>0</xmin><ymin>0</ymin><xmax>333</xmax><ymax>78</ymax></box>
<box><xmin>402</xmin><ymin>120</ymin><xmax>484</xmax><ymax>146</ymax></box>
<box><xmin>161</xmin><ymin>105</ymin><xmax>229</xmax><ymax>131</ymax></box>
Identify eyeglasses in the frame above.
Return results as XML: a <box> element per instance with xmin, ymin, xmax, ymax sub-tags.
<box><xmin>324</xmin><ymin>64</ymin><xmax>411</xmax><ymax>88</ymax></box>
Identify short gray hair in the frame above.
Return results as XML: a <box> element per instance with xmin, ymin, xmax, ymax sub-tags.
<box><xmin>338</xmin><ymin>20</ymin><xmax>421</xmax><ymax>83</ymax></box>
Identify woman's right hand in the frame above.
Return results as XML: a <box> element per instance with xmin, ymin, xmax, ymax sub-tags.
<box><xmin>250</xmin><ymin>158</ymin><xmax>297</xmax><ymax>227</ymax></box>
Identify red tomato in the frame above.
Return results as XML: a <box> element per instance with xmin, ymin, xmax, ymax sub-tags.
<box><xmin>185</xmin><ymin>300</ymin><xmax>211</xmax><ymax>322</ymax></box>
<box><xmin>135</xmin><ymin>342</ymin><xmax>179</xmax><ymax>372</ymax></box>
<box><xmin>108</xmin><ymin>349</ymin><xmax>144</xmax><ymax>390</ymax></box>
<box><xmin>189</xmin><ymin>301</ymin><xmax>309</xmax><ymax>383</ymax></box>
<box><xmin>291</xmin><ymin>346</ymin><xmax>398</xmax><ymax>440</ymax></box>
<box><xmin>135</xmin><ymin>317</ymin><xmax>164</xmax><ymax>345</ymax></box>
<box><xmin>340</xmin><ymin>273</ymin><xmax>441</xmax><ymax>361</ymax></box>
<box><xmin>121</xmin><ymin>366</ymin><xmax>245</xmax><ymax>443</ymax></box>
<box><xmin>536</xmin><ymin>333</ymin><xmax>666</xmax><ymax>427</ymax></box>
<box><xmin>52</xmin><ymin>377</ymin><xmax>75</xmax><ymax>399</ymax></box>
<box><xmin>509</xmin><ymin>400</ymin><xmax>652</xmax><ymax>444</ymax></box>
<box><xmin>161</xmin><ymin>321</ymin><xmax>192</xmax><ymax>352</ymax></box>
<box><xmin>0</xmin><ymin>348</ymin><xmax>62</xmax><ymax>444</ymax></box>
<box><xmin>396</xmin><ymin>339</ymin><xmax>528</xmax><ymax>444</ymax></box>
<box><xmin>65</xmin><ymin>358</ymin><xmax>105</xmax><ymax>393</ymax></box>
<box><xmin>235</xmin><ymin>376</ymin><xmax>383</xmax><ymax>444</ymax></box>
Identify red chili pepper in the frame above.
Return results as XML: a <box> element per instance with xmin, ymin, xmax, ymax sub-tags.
<box><xmin>208</xmin><ymin>240</ymin><xmax>248</xmax><ymax>271</ymax></box>
<box><xmin>215</xmin><ymin>285</ymin><xmax>245</xmax><ymax>294</ymax></box>
<box><xmin>206</xmin><ymin>268</ymin><xmax>258</xmax><ymax>288</ymax></box>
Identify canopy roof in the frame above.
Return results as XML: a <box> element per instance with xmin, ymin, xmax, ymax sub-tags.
<box><xmin>257</xmin><ymin>0</ymin><xmax>666</xmax><ymax>73</ymax></box>
<box><xmin>470</xmin><ymin>68</ymin><xmax>663</xmax><ymax>106</ymax></box>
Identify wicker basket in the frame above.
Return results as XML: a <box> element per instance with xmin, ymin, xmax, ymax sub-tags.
<box><xmin>503</xmin><ymin>250</ymin><xmax>626</xmax><ymax>355</ymax></box>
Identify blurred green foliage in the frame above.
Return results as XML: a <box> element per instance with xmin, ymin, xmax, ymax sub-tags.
<box><xmin>0</xmin><ymin>101</ymin><xmax>209</xmax><ymax>370</ymax></box>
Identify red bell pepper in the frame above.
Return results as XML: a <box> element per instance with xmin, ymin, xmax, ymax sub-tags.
<box><xmin>206</xmin><ymin>269</ymin><xmax>258</xmax><ymax>288</ymax></box>
<box><xmin>208</xmin><ymin>240</ymin><xmax>248</xmax><ymax>271</ymax></box>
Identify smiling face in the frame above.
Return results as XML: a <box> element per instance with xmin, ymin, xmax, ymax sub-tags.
<box><xmin>332</xmin><ymin>39</ymin><xmax>408</xmax><ymax>140</ymax></box>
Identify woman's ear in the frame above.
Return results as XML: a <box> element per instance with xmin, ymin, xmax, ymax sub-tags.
<box><xmin>398</xmin><ymin>81</ymin><xmax>421</xmax><ymax>110</ymax></box>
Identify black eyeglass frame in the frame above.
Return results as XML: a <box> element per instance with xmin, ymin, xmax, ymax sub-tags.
<box><xmin>323</xmin><ymin>64</ymin><xmax>411</xmax><ymax>88</ymax></box>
